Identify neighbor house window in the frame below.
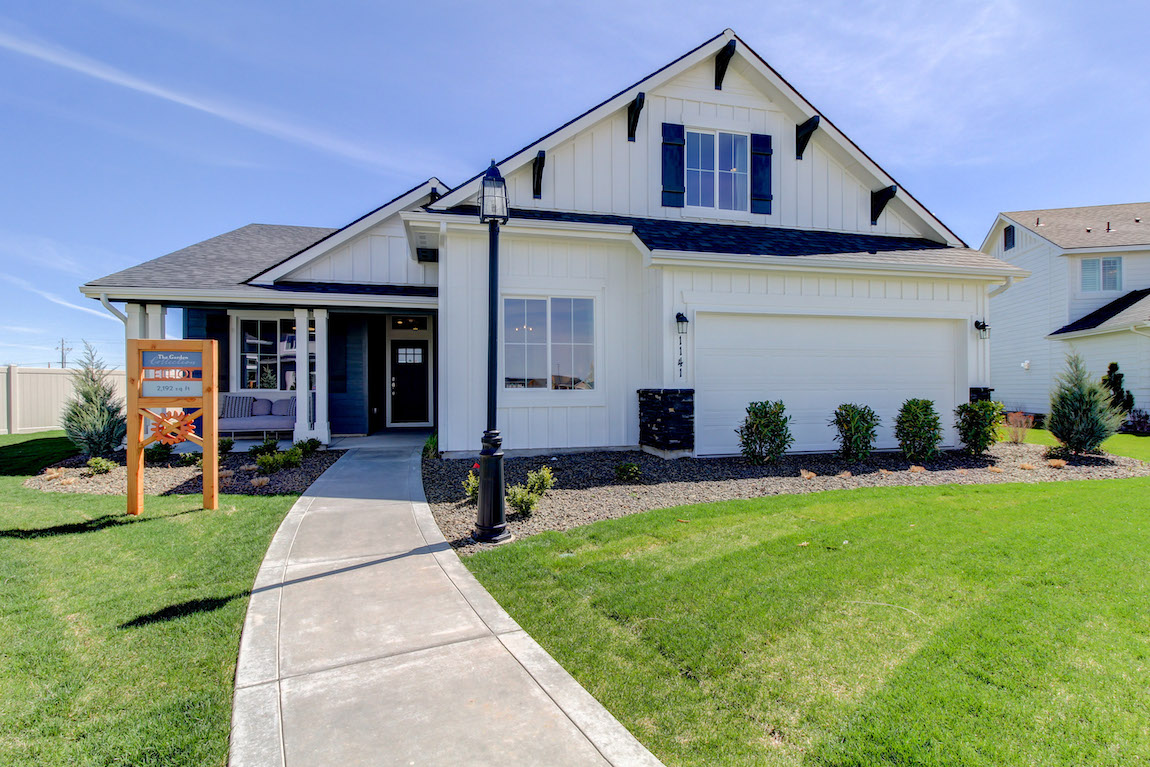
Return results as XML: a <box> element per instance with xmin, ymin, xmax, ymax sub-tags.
<box><xmin>504</xmin><ymin>297</ymin><xmax>594</xmax><ymax>390</ymax></box>
<box><xmin>1081</xmin><ymin>257</ymin><xmax>1122</xmax><ymax>292</ymax></box>
<box><xmin>240</xmin><ymin>318</ymin><xmax>315</xmax><ymax>390</ymax></box>
<box><xmin>686</xmin><ymin>130</ymin><xmax>748</xmax><ymax>211</ymax></box>
<box><xmin>1003</xmin><ymin>224</ymin><xmax>1015</xmax><ymax>250</ymax></box>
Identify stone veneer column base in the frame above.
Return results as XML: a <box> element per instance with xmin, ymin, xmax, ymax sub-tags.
<box><xmin>637</xmin><ymin>388</ymin><xmax>694</xmax><ymax>457</ymax></box>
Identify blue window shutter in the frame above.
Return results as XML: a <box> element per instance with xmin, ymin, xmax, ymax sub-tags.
<box><xmin>750</xmin><ymin>133</ymin><xmax>773</xmax><ymax>214</ymax></box>
<box><xmin>661</xmin><ymin>123</ymin><xmax>685</xmax><ymax>208</ymax></box>
<box><xmin>1003</xmin><ymin>224</ymin><xmax>1015</xmax><ymax>250</ymax></box>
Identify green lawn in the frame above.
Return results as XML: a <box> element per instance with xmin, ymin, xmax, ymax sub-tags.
<box><xmin>1011</xmin><ymin>427</ymin><xmax>1150</xmax><ymax>462</ymax></box>
<box><xmin>467</xmin><ymin>480</ymin><xmax>1150</xmax><ymax>766</ymax></box>
<box><xmin>0</xmin><ymin>432</ymin><xmax>295</xmax><ymax>766</ymax></box>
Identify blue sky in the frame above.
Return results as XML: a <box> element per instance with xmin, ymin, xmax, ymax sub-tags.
<box><xmin>1</xmin><ymin>0</ymin><xmax>1147</xmax><ymax>368</ymax></box>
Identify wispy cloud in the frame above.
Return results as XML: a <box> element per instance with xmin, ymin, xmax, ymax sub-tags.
<box><xmin>0</xmin><ymin>341</ymin><xmax>56</xmax><ymax>353</ymax></box>
<box><xmin>0</xmin><ymin>24</ymin><xmax>444</xmax><ymax>177</ymax></box>
<box><xmin>0</xmin><ymin>273</ymin><xmax>119</xmax><ymax>322</ymax></box>
<box><xmin>0</xmin><ymin>231</ymin><xmax>89</xmax><ymax>275</ymax></box>
<box><xmin>0</xmin><ymin>324</ymin><xmax>46</xmax><ymax>334</ymax></box>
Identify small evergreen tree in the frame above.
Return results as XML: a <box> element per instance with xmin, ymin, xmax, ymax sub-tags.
<box><xmin>62</xmin><ymin>342</ymin><xmax>126</xmax><ymax>457</ymax></box>
<box><xmin>1048</xmin><ymin>354</ymin><xmax>1124</xmax><ymax>454</ymax></box>
<box><xmin>1101</xmin><ymin>362</ymin><xmax>1135</xmax><ymax>414</ymax></box>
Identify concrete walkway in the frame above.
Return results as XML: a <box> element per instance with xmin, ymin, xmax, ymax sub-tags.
<box><xmin>229</xmin><ymin>437</ymin><xmax>663</xmax><ymax>766</ymax></box>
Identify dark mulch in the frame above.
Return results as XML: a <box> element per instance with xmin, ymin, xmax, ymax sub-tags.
<box><xmin>23</xmin><ymin>449</ymin><xmax>344</xmax><ymax>496</ymax></box>
<box><xmin>423</xmin><ymin>443</ymin><xmax>1150</xmax><ymax>553</ymax></box>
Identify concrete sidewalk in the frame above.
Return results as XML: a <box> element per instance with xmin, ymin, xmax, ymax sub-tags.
<box><xmin>229</xmin><ymin>438</ymin><xmax>663</xmax><ymax>766</ymax></box>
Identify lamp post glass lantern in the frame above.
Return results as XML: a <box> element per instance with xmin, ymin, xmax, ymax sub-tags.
<box><xmin>474</xmin><ymin>162</ymin><xmax>512</xmax><ymax>544</ymax></box>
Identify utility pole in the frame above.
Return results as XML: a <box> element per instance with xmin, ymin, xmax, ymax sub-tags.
<box><xmin>56</xmin><ymin>338</ymin><xmax>72</xmax><ymax>369</ymax></box>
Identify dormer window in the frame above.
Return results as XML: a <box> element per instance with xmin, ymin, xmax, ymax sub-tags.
<box><xmin>686</xmin><ymin>130</ymin><xmax>748</xmax><ymax>211</ymax></box>
<box><xmin>1003</xmin><ymin>224</ymin><xmax>1015</xmax><ymax>250</ymax></box>
<box><xmin>1081</xmin><ymin>257</ymin><xmax>1122</xmax><ymax>292</ymax></box>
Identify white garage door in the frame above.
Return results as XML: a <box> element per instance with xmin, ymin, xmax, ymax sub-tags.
<box><xmin>695</xmin><ymin>313</ymin><xmax>961</xmax><ymax>455</ymax></box>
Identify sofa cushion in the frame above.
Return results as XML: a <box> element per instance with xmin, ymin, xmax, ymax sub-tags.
<box><xmin>251</xmin><ymin>398</ymin><xmax>273</xmax><ymax>417</ymax></box>
<box><xmin>222</xmin><ymin>395</ymin><xmax>253</xmax><ymax>419</ymax></box>
<box><xmin>271</xmin><ymin>398</ymin><xmax>297</xmax><ymax>417</ymax></box>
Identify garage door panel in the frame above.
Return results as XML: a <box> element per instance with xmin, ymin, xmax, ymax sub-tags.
<box><xmin>696</xmin><ymin>314</ymin><xmax>959</xmax><ymax>455</ymax></box>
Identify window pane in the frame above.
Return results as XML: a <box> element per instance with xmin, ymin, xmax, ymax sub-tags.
<box><xmin>243</xmin><ymin>354</ymin><xmax>259</xmax><ymax>388</ymax></box>
<box><xmin>279</xmin><ymin>319</ymin><xmax>297</xmax><ymax>365</ymax></box>
<box><xmin>699</xmin><ymin>170</ymin><xmax>714</xmax><ymax>207</ymax></box>
<box><xmin>732</xmin><ymin>134</ymin><xmax>748</xmax><ymax>172</ymax></box>
<box><xmin>260</xmin><ymin>321</ymin><xmax>276</xmax><ymax>354</ymax></box>
<box><xmin>571</xmin><ymin>299</ymin><xmax>593</xmax><ymax>343</ymax></box>
<box><xmin>686</xmin><ymin>170</ymin><xmax>701</xmax><ymax>207</ymax></box>
<box><xmin>719</xmin><ymin>132</ymin><xmax>734</xmax><ymax>173</ymax></box>
<box><xmin>572</xmin><ymin>344</ymin><xmax>594</xmax><ymax>389</ymax></box>
<box><xmin>504</xmin><ymin>299</ymin><xmax>525</xmax><ymax>344</ymax></box>
<box><xmin>525</xmin><ymin>344</ymin><xmax>547</xmax><ymax>388</ymax></box>
<box><xmin>1081</xmin><ymin>259</ymin><xmax>1100</xmax><ymax>291</ymax></box>
<box><xmin>552</xmin><ymin>298</ymin><xmax>573</xmax><ymax>343</ymax></box>
<box><xmin>241</xmin><ymin>321</ymin><xmax>261</xmax><ymax>355</ymax></box>
<box><xmin>552</xmin><ymin>343</ymin><xmax>574</xmax><ymax>389</ymax></box>
<box><xmin>698</xmin><ymin>133</ymin><xmax>714</xmax><ymax>170</ymax></box>
<box><xmin>281</xmin><ymin>358</ymin><xmax>297</xmax><ymax>390</ymax></box>
<box><xmin>718</xmin><ymin>173</ymin><xmax>735</xmax><ymax>211</ymax></box>
<box><xmin>504</xmin><ymin>344</ymin><xmax>526</xmax><ymax>388</ymax></box>
<box><xmin>686</xmin><ymin>131</ymin><xmax>701</xmax><ymax>170</ymax></box>
<box><xmin>735</xmin><ymin>173</ymin><xmax>748</xmax><ymax>211</ymax></box>
<box><xmin>1102</xmin><ymin>258</ymin><xmax>1121</xmax><ymax>291</ymax></box>
<box><xmin>259</xmin><ymin>357</ymin><xmax>277</xmax><ymax>390</ymax></box>
<box><xmin>524</xmin><ymin>299</ymin><xmax>547</xmax><ymax>344</ymax></box>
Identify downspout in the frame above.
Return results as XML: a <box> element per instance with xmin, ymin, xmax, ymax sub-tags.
<box><xmin>99</xmin><ymin>293</ymin><xmax>128</xmax><ymax>323</ymax></box>
<box><xmin>987</xmin><ymin>276</ymin><xmax>1014</xmax><ymax>298</ymax></box>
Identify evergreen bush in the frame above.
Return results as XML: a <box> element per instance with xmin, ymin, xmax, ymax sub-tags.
<box><xmin>462</xmin><ymin>469</ymin><xmax>480</xmax><ymax>502</ymax></box>
<box><xmin>526</xmin><ymin>466</ymin><xmax>555</xmax><ymax>496</ymax></box>
<box><xmin>506</xmin><ymin>483</ymin><xmax>539</xmax><ymax>515</ymax></box>
<box><xmin>614</xmin><ymin>462</ymin><xmax>642</xmax><ymax>482</ymax></box>
<box><xmin>829</xmin><ymin>403</ymin><xmax>880</xmax><ymax>462</ymax></box>
<box><xmin>218</xmin><ymin>437</ymin><xmax>234</xmax><ymax>455</ymax></box>
<box><xmin>737</xmin><ymin>400</ymin><xmax>794</xmax><ymax>465</ymax></box>
<box><xmin>894</xmin><ymin>398</ymin><xmax>943</xmax><ymax>463</ymax></box>
<box><xmin>1048</xmin><ymin>354</ymin><xmax>1124</xmax><ymax>454</ymax></box>
<box><xmin>256</xmin><ymin>453</ymin><xmax>283</xmax><ymax>474</ymax></box>
<box><xmin>1101</xmin><ymin>362</ymin><xmax>1135</xmax><ymax>414</ymax></box>
<box><xmin>144</xmin><ymin>442</ymin><xmax>174</xmax><ymax>463</ymax></box>
<box><xmin>247</xmin><ymin>437</ymin><xmax>280</xmax><ymax>457</ymax></box>
<box><xmin>954</xmin><ymin>400</ymin><xmax>1005</xmax><ymax>455</ymax></box>
<box><xmin>61</xmin><ymin>342</ymin><xmax>126</xmax><ymax>457</ymax></box>
<box><xmin>86</xmin><ymin>456</ymin><xmax>116</xmax><ymax>475</ymax></box>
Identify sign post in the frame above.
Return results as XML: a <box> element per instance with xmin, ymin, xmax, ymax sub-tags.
<box><xmin>126</xmin><ymin>339</ymin><xmax>218</xmax><ymax>515</ymax></box>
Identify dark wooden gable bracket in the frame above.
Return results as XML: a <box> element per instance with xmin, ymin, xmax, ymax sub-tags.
<box><xmin>532</xmin><ymin>151</ymin><xmax>545</xmax><ymax>199</ymax></box>
<box><xmin>714</xmin><ymin>40</ymin><xmax>737</xmax><ymax>90</ymax></box>
<box><xmin>870</xmin><ymin>185</ymin><xmax>898</xmax><ymax>225</ymax></box>
<box><xmin>627</xmin><ymin>92</ymin><xmax>645</xmax><ymax>142</ymax></box>
<box><xmin>795</xmin><ymin>115</ymin><xmax>820</xmax><ymax>159</ymax></box>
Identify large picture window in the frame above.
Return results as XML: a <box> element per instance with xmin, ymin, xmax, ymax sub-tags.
<box><xmin>240</xmin><ymin>318</ymin><xmax>315</xmax><ymax>390</ymax></box>
<box><xmin>504</xmin><ymin>297</ymin><xmax>594</xmax><ymax>390</ymax></box>
<box><xmin>686</xmin><ymin>130</ymin><xmax>748</xmax><ymax>211</ymax></box>
<box><xmin>1081</xmin><ymin>257</ymin><xmax>1122</xmax><ymax>292</ymax></box>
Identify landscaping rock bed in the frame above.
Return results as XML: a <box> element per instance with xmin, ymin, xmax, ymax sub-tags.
<box><xmin>24</xmin><ymin>450</ymin><xmax>344</xmax><ymax>496</ymax></box>
<box><xmin>422</xmin><ymin>443</ymin><xmax>1150</xmax><ymax>553</ymax></box>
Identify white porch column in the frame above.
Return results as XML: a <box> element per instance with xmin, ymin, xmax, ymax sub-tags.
<box><xmin>313</xmin><ymin>308</ymin><xmax>331</xmax><ymax>443</ymax></box>
<box><xmin>145</xmin><ymin>303</ymin><xmax>166</xmax><ymax>339</ymax></box>
<box><xmin>125</xmin><ymin>303</ymin><xmax>145</xmax><ymax>340</ymax></box>
<box><xmin>293</xmin><ymin>308</ymin><xmax>310</xmax><ymax>442</ymax></box>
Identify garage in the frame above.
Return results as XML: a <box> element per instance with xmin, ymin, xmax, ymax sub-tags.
<box><xmin>694</xmin><ymin>313</ymin><xmax>963</xmax><ymax>455</ymax></box>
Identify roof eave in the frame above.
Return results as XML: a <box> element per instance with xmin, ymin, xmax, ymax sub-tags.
<box><xmin>78</xmin><ymin>284</ymin><xmax>438</xmax><ymax>309</ymax></box>
<box><xmin>1048</xmin><ymin>322</ymin><xmax>1150</xmax><ymax>340</ymax></box>
<box><xmin>648</xmin><ymin>249</ymin><xmax>1029</xmax><ymax>279</ymax></box>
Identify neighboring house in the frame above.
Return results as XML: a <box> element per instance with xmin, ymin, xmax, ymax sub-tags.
<box><xmin>981</xmin><ymin>203</ymin><xmax>1150</xmax><ymax>414</ymax></box>
<box><xmin>81</xmin><ymin>29</ymin><xmax>1024</xmax><ymax>456</ymax></box>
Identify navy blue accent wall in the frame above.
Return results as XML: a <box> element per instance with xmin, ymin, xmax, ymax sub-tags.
<box><xmin>750</xmin><ymin>133</ymin><xmax>773</xmax><ymax>214</ymax></box>
<box><xmin>183</xmin><ymin>308</ymin><xmax>230</xmax><ymax>393</ymax></box>
<box><xmin>661</xmin><ymin>123</ymin><xmax>685</xmax><ymax>207</ymax></box>
<box><xmin>328</xmin><ymin>314</ymin><xmax>368</xmax><ymax>435</ymax></box>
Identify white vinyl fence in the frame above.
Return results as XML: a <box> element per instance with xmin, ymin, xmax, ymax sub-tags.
<box><xmin>1</xmin><ymin>365</ymin><xmax>128</xmax><ymax>434</ymax></box>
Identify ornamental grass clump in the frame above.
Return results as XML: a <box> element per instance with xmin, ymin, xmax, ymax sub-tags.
<box><xmin>894</xmin><ymin>398</ymin><xmax>943</xmax><ymax>463</ymax></box>
<box><xmin>62</xmin><ymin>342</ymin><xmax>126</xmax><ymax>457</ymax></box>
<box><xmin>1004</xmin><ymin>411</ymin><xmax>1034</xmax><ymax>444</ymax></box>
<box><xmin>829</xmin><ymin>403</ymin><xmax>880</xmax><ymax>462</ymax></box>
<box><xmin>955</xmin><ymin>400</ymin><xmax>1004</xmax><ymax>455</ymax></box>
<box><xmin>737</xmin><ymin>400</ymin><xmax>794</xmax><ymax>465</ymax></box>
<box><xmin>1047</xmin><ymin>354</ymin><xmax>1124</xmax><ymax>454</ymax></box>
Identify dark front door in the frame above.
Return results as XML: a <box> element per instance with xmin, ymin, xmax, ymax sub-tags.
<box><xmin>390</xmin><ymin>340</ymin><xmax>429</xmax><ymax>423</ymax></box>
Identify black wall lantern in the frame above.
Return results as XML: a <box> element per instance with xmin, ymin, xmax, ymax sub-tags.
<box><xmin>676</xmin><ymin>312</ymin><xmax>689</xmax><ymax>334</ymax></box>
<box><xmin>974</xmin><ymin>319</ymin><xmax>990</xmax><ymax>339</ymax></box>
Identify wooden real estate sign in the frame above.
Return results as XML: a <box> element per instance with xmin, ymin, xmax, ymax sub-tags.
<box><xmin>126</xmin><ymin>339</ymin><xmax>219</xmax><ymax>515</ymax></box>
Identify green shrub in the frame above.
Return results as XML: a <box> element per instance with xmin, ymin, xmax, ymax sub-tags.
<box><xmin>526</xmin><ymin>466</ymin><xmax>555</xmax><ymax>496</ymax></box>
<box><xmin>895</xmin><ymin>398</ymin><xmax>943</xmax><ymax>463</ymax></box>
<box><xmin>144</xmin><ymin>442</ymin><xmax>174</xmax><ymax>464</ymax></box>
<box><xmin>1048</xmin><ymin>354</ymin><xmax>1124</xmax><ymax>454</ymax></box>
<box><xmin>248</xmin><ymin>437</ymin><xmax>280</xmax><ymax>457</ymax></box>
<box><xmin>281</xmin><ymin>446</ymin><xmax>303</xmax><ymax>469</ymax></box>
<box><xmin>737</xmin><ymin>400</ymin><xmax>794</xmax><ymax>465</ymax></box>
<box><xmin>506</xmin><ymin>484</ymin><xmax>539</xmax><ymax>515</ymax></box>
<box><xmin>462</xmin><ymin>469</ymin><xmax>480</xmax><ymax>502</ymax></box>
<box><xmin>61</xmin><ymin>342</ymin><xmax>126</xmax><ymax>457</ymax></box>
<box><xmin>256</xmin><ymin>453</ymin><xmax>284</xmax><ymax>474</ymax></box>
<box><xmin>829</xmin><ymin>403</ymin><xmax>880</xmax><ymax>462</ymax></box>
<box><xmin>179</xmin><ymin>452</ymin><xmax>202</xmax><ymax>467</ymax></box>
<box><xmin>1101</xmin><ymin>362</ymin><xmax>1135</xmax><ymax>415</ymax></box>
<box><xmin>86</xmin><ymin>456</ymin><xmax>116</xmax><ymax>475</ymax></box>
<box><xmin>422</xmin><ymin>432</ymin><xmax>438</xmax><ymax>459</ymax></box>
<box><xmin>614</xmin><ymin>461</ymin><xmax>642</xmax><ymax>482</ymax></box>
<box><xmin>954</xmin><ymin>400</ymin><xmax>1005</xmax><ymax>455</ymax></box>
<box><xmin>218</xmin><ymin>437</ymin><xmax>234</xmax><ymax>455</ymax></box>
<box><xmin>293</xmin><ymin>438</ymin><xmax>321</xmax><ymax>457</ymax></box>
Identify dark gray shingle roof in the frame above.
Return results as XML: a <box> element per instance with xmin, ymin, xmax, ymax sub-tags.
<box><xmin>1051</xmin><ymin>288</ymin><xmax>1150</xmax><ymax>335</ymax></box>
<box><xmin>86</xmin><ymin>224</ymin><xmax>336</xmax><ymax>289</ymax></box>
<box><xmin>1004</xmin><ymin>203</ymin><xmax>1150</xmax><ymax>250</ymax></box>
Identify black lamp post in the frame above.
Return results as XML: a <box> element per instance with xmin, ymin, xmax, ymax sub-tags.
<box><xmin>474</xmin><ymin>162</ymin><xmax>512</xmax><ymax>544</ymax></box>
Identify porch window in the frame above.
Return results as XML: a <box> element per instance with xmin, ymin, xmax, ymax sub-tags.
<box><xmin>240</xmin><ymin>318</ymin><xmax>315</xmax><ymax>390</ymax></box>
<box><xmin>504</xmin><ymin>297</ymin><xmax>594</xmax><ymax>390</ymax></box>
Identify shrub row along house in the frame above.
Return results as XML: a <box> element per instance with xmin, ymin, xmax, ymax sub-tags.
<box><xmin>81</xmin><ymin>29</ymin><xmax>1025</xmax><ymax>456</ymax></box>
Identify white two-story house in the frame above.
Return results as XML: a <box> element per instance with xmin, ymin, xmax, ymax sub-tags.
<box><xmin>82</xmin><ymin>29</ymin><xmax>1023</xmax><ymax>456</ymax></box>
<box><xmin>982</xmin><ymin>202</ymin><xmax>1150</xmax><ymax>414</ymax></box>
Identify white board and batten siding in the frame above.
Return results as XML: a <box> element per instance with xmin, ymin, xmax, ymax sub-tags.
<box><xmin>504</xmin><ymin>59</ymin><xmax>924</xmax><ymax>238</ymax></box>
<box><xmin>287</xmin><ymin>218</ymin><xmax>437</xmax><ymax>286</ymax></box>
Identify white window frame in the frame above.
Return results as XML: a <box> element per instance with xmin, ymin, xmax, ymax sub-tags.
<box><xmin>227</xmin><ymin>310</ymin><xmax>316</xmax><ymax>393</ymax></box>
<box><xmin>1080</xmin><ymin>256</ymin><xmax>1123</xmax><ymax>293</ymax></box>
<box><xmin>500</xmin><ymin>293</ymin><xmax>603</xmax><ymax>405</ymax></box>
<box><xmin>684</xmin><ymin>128</ymin><xmax>751</xmax><ymax>216</ymax></box>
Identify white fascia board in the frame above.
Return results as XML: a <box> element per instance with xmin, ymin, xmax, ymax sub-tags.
<box><xmin>1046</xmin><ymin>323</ymin><xmax>1148</xmax><ymax>341</ymax></box>
<box><xmin>400</xmin><ymin>211</ymin><xmax>637</xmax><ymax>241</ymax></box>
<box><xmin>648</xmin><ymin>249</ymin><xmax>1029</xmax><ymax>280</ymax></box>
<box><xmin>250</xmin><ymin>178</ymin><xmax>445</xmax><ymax>285</ymax></box>
<box><xmin>977</xmin><ymin>214</ymin><xmax>1014</xmax><ymax>253</ymax></box>
<box><xmin>429</xmin><ymin>32</ymin><xmax>735</xmax><ymax>211</ymax></box>
<box><xmin>1055</xmin><ymin>243</ymin><xmax>1150</xmax><ymax>255</ymax></box>
<box><xmin>78</xmin><ymin>285</ymin><xmax>437</xmax><ymax>310</ymax></box>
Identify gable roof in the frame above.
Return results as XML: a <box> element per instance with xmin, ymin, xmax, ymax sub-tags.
<box><xmin>1051</xmin><ymin>288</ymin><xmax>1150</xmax><ymax>336</ymax></box>
<box><xmin>85</xmin><ymin>224</ymin><xmax>336</xmax><ymax>290</ymax></box>
<box><xmin>430</xmin><ymin>29</ymin><xmax>964</xmax><ymax>247</ymax></box>
<box><xmin>1003</xmin><ymin>203</ymin><xmax>1150</xmax><ymax>250</ymax></box>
